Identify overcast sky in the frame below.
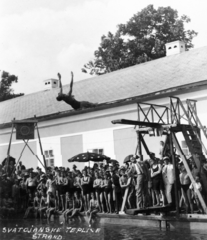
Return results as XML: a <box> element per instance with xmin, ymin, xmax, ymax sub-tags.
<box><xmin>0</xmin><ymin>0</ymin><xmax>207</xmax><ymax>95</ymax></box>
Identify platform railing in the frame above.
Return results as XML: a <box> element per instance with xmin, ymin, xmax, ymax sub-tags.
<box><xmin>137</xmin><ymin>103</ymin><xmax>170</xmax><ymax>125</ymax></box>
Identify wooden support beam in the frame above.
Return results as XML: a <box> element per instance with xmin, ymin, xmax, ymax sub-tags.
<box><xmin>6</xmin><ymin>119</ymin><xmax>15</xmax><ymax>174</ymax></box>
<box><xmin>34</xmin><ymin>116</ymin><xmax>47</xmax><ymax>173</ymax></box>
<box><xmin>23</xmin><ymin>139</ymin><xmax>46</xmax><ymax>170</ymax></box>
<box><xmin>169</xmin><ymin>132</ymin><xmax>179</xmax><ymax>217</ymax></box>
<box><xmin>12</xmin><ymin>120</ymin><xmax>38</xmax><ymax>124</ymax></box>
<box><xmin>136</xmin><ymin>132</ymin><xmax>143</xmax><ymax>160</ymax></box>
<box><xmin>112</xmin><ymin>119</ymin><xmax>165</xmax><ymax>128</ymax></box>
<box><xmin>139</xmin><ymin>133</ymin><xmax>151</xmax><ymax>156</ymax></box>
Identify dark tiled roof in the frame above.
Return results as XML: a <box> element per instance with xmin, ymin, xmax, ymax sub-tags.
<box><xmin>1</xmin><ymin>46</ymin><xmax>207</xmax><ymax>124</ymax></box>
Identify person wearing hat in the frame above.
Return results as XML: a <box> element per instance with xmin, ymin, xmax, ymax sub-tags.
<box><xmin>107</xmin><ymin>165</ymin><xmax>114</xmax><ymax>177</ymax></box>
<box><xmin>127</xmin><ymin>155</ymin><xmax>148</xmax><ymax>209</ymax></box>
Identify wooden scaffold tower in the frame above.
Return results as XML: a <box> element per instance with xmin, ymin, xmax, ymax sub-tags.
<box><xmin>112</xmin><ymin>96</ymin><xmax>207</xmax><ymax>215</ymax></box>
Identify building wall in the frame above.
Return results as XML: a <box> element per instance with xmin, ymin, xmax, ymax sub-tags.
<box><xmin>36</xmin><ymin>137</ymin><xmax>62</xmax><ymax>169</ymax></box>
<box><xmin>113</xmin><ymin>127</ymin><xmax>137</xmax><ymax>163</ymax></box>
<box><xmin>61</xmin><ymin>135</ymin><xmax>83</xmax><ymax>169</ymax></box>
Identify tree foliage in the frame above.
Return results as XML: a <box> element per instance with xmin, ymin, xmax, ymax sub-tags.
<box><xmin>0</xmin><ymin>71</ymin><xmax>24</xmax><ymax>102</ymax></box>
<box><xmin>82</xmin><ymin>4</ymin><xmax>198</xmax><ymax>75</ymax></box>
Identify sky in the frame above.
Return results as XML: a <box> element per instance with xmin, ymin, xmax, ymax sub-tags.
<box><xmin>0</xmin><ymin>0</ymin><xmax>207</xmax><ymax>95</ymax></box>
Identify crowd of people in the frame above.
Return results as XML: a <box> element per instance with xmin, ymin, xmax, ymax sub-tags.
<box><xmin>0</xmin><ymin>147</ymin><xmax>207</xmax><ymax>225</ymax></box>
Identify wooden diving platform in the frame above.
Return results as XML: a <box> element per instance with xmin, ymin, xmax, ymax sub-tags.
<box><xmin>125</xmin><ymin>205</ymin><xmax>174</xmax><ymax>215</ymax></box>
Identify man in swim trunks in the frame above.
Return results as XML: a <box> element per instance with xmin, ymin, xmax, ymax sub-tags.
<box><xmin>56</xmin><ymin>72</ymin><xmax>98</xmax><ymax>110</ymax></box>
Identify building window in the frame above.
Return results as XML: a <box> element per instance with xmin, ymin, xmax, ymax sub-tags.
<box><xmin>44</xmin><ymin>150</ymin><xmax>54</xmax><ymax>167</ymax></box>
<box><xmin>87</xmin><ymin>148</ymin><xmax>104</xmax><ymax>155</ymax></box>
<box><xmin>181</xmin><ymin>141</ymin><xmax>190</xmax><ymax>156</ymax></box>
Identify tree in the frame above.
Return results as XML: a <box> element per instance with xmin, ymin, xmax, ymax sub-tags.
<box><xmin>82</xmin><ymin>4</ymin><xmax>198</xmax><ymax>75</ymax></box>
<box><xmin>0</xmin><ymin>71</ymin><xmax>24</xmax><ymax>102</ymax></box>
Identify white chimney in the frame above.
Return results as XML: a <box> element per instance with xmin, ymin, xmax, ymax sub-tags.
<box><xmin>165</xmin><ymin>40</ymin><xmax>186</xmax><ymax>56</ymax></box>
<box><xmin>43</xmin><ymin>79</ymin><xmax>59</xmax><ymax>90</ymax></box>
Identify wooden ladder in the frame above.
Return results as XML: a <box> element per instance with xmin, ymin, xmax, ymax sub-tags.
<box><xmin>177</xmin><ymin>98</ymin><xmax>207</xmax><ymax>155</ymax></box>
<box><xmin>187</xmin><ymin>99</ymin><xmax>207</xmax><ymax>143</ymax></box>
<box><xmin>182</xmin><ymin>125</ymin><xmax>205</xmax><ymax>170</ymax></box>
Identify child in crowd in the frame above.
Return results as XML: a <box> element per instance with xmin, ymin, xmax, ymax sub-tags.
<box><xmin>47</xmin><ymin>191</ymin><xmax>57</xmax><ymax>221</ymax></box>
<box><xmin>63</xmin><ymin>192</ymin><xmax>74</xmax><ymax>223</ymax></box>
<box><xmin>93</xmin><ymin>171</ymin><xmax>103</xmax><ymax>212</ymax></box>
<box><xmin>189</xmin><ymin>176</ymin><xmax>203</xmax><ymax>213</ymax></box>
<box><xmin>87</xmin><ymin>192</ymin><xmax>99</xmax><ymax>227</ymax></box>
<box><xmin>23</xmin><ymin>193</ymin><xmax>34</xmax><ymax>219</ymax></box>
<box><xmin>33</xmin><ymin>191</ymin><xmax>40</xmax><ymax>218</ymax></box>
<box><xmin>39</xmin><ymin>191</ymin><xmax>48</xmax><ymax>219</ymax></box>
<box><xmin>102</xmin><ymin>172</ymin><xmax>112</xmax><ymax>213</ymax></box>
<box><xmin>68</xmin><ymin>191</ymin><xmax>83</xmax><ymax>222</ymax></box>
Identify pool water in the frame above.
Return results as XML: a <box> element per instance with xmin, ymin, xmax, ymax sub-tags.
<box><xmin>0</xmin><ymin>218</ymin><xmax>206</xmax><ymax>240</ymax></box>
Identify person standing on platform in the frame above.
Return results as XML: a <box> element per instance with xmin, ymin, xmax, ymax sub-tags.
<box><xmin>150</xmin><ymin>154</ymin><xmax>166</xmax><ymax>206</ymax></box>
<box><xmin>128</xmin><ymin>156</ymin><xmax>147</xmax><ymax>209</ymax></box>
<box><xmin>162</xmin><ymin>156</ymin><xmax>175</xmax><ymax>206</ymax></box>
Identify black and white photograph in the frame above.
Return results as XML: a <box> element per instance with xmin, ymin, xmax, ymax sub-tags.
<box><xmin>0</xmin><ymin>0</ymin><xmax>207</xmax><ymax>239</ymax></box>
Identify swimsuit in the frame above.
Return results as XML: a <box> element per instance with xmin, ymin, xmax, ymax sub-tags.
<box><xmin>81</xmin><ymin>177</ymin><xmax>90</xmax><ymax>195</ymax></box>
<box><xmin>151</xmin><ymin>165</ymin><xmax>164</xmax><ymax>191</ymax></box>
<box><xmin>61</xmin><ymin>95</ymin><xmax>81</xmax><ymax>110</ymax></box>
<box><xmin>104</xmin><ymin>179</ymin><xmax>112</xmax><ymax>194</ymax></box>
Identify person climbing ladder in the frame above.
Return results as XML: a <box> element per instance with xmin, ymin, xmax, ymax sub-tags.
<box><xmin>56</xmin><ymin>72</ymin><xmax>98</xmax><ymax>110</ymax></box>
